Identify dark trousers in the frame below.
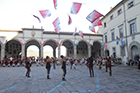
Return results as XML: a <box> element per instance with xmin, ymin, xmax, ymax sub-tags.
<box><xmin>62</xmin><ymin>69</ymin><xmax>66</xmax><ymax>78</ymax></box>
<box><xmin>89</xmin><ymin>67</ymin><xmax>94</xmax><ymax>77</ymax></box>
<box><xmin>47</xmin><ymin>68</ymin><xmax>50</xmax><ymax>75</ymax></box>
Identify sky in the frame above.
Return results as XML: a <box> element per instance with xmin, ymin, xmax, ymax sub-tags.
<box><xmin>0</xmin><ymin>0</ymin><xmax>122</xmax><ymax>33</ymax></box>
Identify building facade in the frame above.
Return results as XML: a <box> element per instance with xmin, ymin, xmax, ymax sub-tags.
<box><xmin>99</xmin><ymin>0</ymin><xmax>140</xmax><ymax>64</ymax></box>
<box><xmin>0</xmin><ymin>28</ymin><xmax>103</xmax><ymax>60</ymax></box>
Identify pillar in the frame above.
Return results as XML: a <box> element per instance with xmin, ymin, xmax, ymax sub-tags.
<box><xmin>53</xmin><ymin>48</ymin><xmax>56</xmax><ymax>57</ymax></box>
<box><xmin>40</xmin><ymin>44</ymin><xmax>43</xmax><ymax>58</ymax></box>
<box><xmin>58</xmin><ymin>44</ymin><xmax>61</xmax><ymax>60</ymax></box>
<box><xmin>21</xmin><ymin>44</ymin><xmax>25</xmax><ymax>59</ymax></box>
<box><xmin>88</xmin><ymin>45</ymin><xmax>91</xmax><ymax>57</ymax></box>
<box><xmin>74</xmin><ymin>45</ymin><xmax>77</xmax><ymax>59</ymax></box>
<box><xmin>1</xmin><ymin>44</ymin><xmax>5</xmax><ymax>60</ymax></box>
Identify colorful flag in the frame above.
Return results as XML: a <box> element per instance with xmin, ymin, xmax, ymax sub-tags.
<box><xmin>70</xmin><ymin>2</ymin><xmax>82</xmax><ymax>14</ymax></box>
<box><xmin>79</xmin><ymin>31</ymin><xmax>84</xmax><ymax>38</ymax></box>
<box><xmin>72</xmin><ymin>27</ymin><xmax>77</xmax><ymax>36</ymax></box>
<box><xmin>43</xmin><ymin>41</ymin><xmax>45</xmax><ymax>45</ymax></box>
<box><xmin>104</xmin><ymin>42</ymin><xmax>107</xmax><ymax>49</ymax></box>
<box><xmin>57</xmin><ymin>40</ymin><xmax>59</xmax><ymax>45</ymax></box>
<box><xmin>73</xmin><ymin>41</ymin><xmax>75</xmax><ymax>46</ymax></box>
<box><xmin>60</xmin><ymin>42</ymin><xmax>63</xmax><ymax>46</ymax></box>
<box><xmin>40</xmin><ymin>41</ymin><xmax>42</xmax><ymax>44</ymax></box>
<box><xmin>39</xmin><ymin>10</ymin><xmax>51</xmax><ymax>18</ymax></box>
<box><xmin>101</xmin><ymin>42</ymin><xmax>104</xmax><ymax>49</ymax></box>
<box><xmin>0</xmin><ymin>40</ymin><xmax>2</xmax><ymax>44</ymax></box>
<box><xmin>54</xmin><ymin>26</ymin><xmax>61</xmax><ymax>33</ymax></box>
<box><xmin>53</xmin><ymin>17</ymin><xmax>60</xmax><ymax>29</ymax></box>
<box><xmin>68</xmin><ymin>14</ymin><xmax>72</xmax><ymax>25</ymax></box>
<box><xmin>33</xmin><ymin>15</ymin><xmax>41</xmax><ymax>23</ymax></box>
<box><xmin>116</xmin><ymin>36</ymin><xmax>120</xmax><ymax>45</ymax></box>
<box><xmin>90</xmin><ymin>41</ymin><xmax>93</xmax><ymax>45</ymax></box>
<box><xmin>89</xmin><ymin>18</ymin><xmax>102</xmax><ymax>33</ymax></box>
<box><xmin>86</xmin><ymin>10</ymin><xmax>103</xmax><ymax>23</ymax></box>
<box><xmin>76</xmin><ymin>40</ymin><xmax>79</xmax><ymax>45</ymax></box>
<box><xmin>121</xmin><ymin>38</ymin><xmax>123</xmax><ymax>46</ymax></box>
<box><xmin>19</xmin><ymin>40</ymin><xmax>22</xmax><ymax>45</ymax></box>
<box><xmin>53</xmin><ymin>0</ymin><xmax>57</xmax><ymax>9</ymax></box>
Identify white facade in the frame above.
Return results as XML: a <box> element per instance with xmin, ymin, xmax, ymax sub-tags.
<box><xmin>99</xmin><ymin>0</ymin><xmax>140</xmax><ymax>64</ymax></box>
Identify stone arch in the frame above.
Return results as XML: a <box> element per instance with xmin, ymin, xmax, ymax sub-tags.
<box><xmin>128</xmin><ymin>41</ymin><xmax>140</xmax><ymax>60</ymax></box>
<box><xmin>25</xmin><ymin>39</ymin><xmax>40</xmax><ymax>57</ymax></box>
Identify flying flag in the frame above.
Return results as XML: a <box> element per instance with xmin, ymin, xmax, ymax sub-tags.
<box><xmin>53</xmin><ymin>17</ymin><xmax>60</xmax><ymax>29</ymax></box>
<box><xmin>39</xmin><ymin>10</ymin><xmax>51</xmax><ymax>18</ymax></box>
<box><xmin>54</xmin><ymin>26</ymin><xmax>61</xmax><ymax>33</ymax></box>
<box><xmin>116</xmin><ymin>36</ymin><xmax>120</xmax><ymax>45</ymax></box>
<box><xmin>89</xmin><ymin>18</ymin><xmax>102</xmax><ymax>33</ymax></box>
<box><xmin>73</xmin><ymin>41</ymin><xmax>75</xmax><ymax>46</ymax></box>
<box><xmin>79</xmin><ymin>31</ymin><xmax>84</xmax><ymax>38</ymax></box>
<box><xmin>53</xmin><ymin>0</ymin><xmax>57</xmax><ymax>9</ymax></box>
<box><xmin>70</xmin><ymin>2</ymin><xmax>82</xmax><ymax>14</ymax></box>
<box><xmin>72</xmin><ymin>27</ymin><xmax>77</xmax><ymax>36</ymax></box>
<box><xmin>86</xmin><ymin>10</ymin><xmax>103</xmax><ymax>23</ymax></box>
<box><xmin>76</xmin><ymin>40</ymin><xmax>79</xmax><ymax>45</ymax></box>
<box><xmin>33</xmin><ymin>15</ymin><xmax>41</xmax><ymax>23</ymax></box>
<box><xmin>68</xmin><ymin>14</ymin><xmax>72</xmax><ymax>25</ymax></box>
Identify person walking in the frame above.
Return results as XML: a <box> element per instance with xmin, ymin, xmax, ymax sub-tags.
<box><xmin>25</xmin><ymin>57</ymin><xmax>32</xmax><ymax>77</ymax></box>
<box><xmin>61</xmin><ymin>55</ymin><xmax>67</xmax><ymax>81</ymax></box>
<box><xmin>45</xmin><ymin>56</ymin><xmax>52</xmax><ymax>79</ymax></box>
<box><xmin>107</xmin><ymin>56</ymin><xmax>112</xmax><ymax>76</ymax></box>
<box><xmin>86</xmin><ymin>56</ymin><xmax>94</xmax><ymax>77</ymax></box>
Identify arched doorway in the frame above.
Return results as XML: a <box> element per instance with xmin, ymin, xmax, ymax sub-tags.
<box><xmin>43</xmin><ymin>45</ymin><xmax>53</xmax><ymax>58</ymax></box>
<box><xmin>25</xmin><ymin>40</ymin><xmax>40</xmax><ymax>57</ymax></box>
<box><xmin>27</xmin><ymin>45</ymin><xmax>39</xmax><ymax>59</ymax></box>
<box><xmin>91</xmin><ymin>41</ymin><xmax>101</xmax><ymax>58</ymax></box>
<box><xmin>63</xmin><ymin>40</ymin><xmax>73</xmax><ymax>57</ymax></box>
<box><xmin>77</xmin><ymin>40</ymin><xmax>88</xmax><ymax>58</ymax></box>
<box><xmin>105</xmin><ymin>50</ymin><xmax>110</xmax><ymax>56</ymax></box>
<box><xmin>131</xmin><ymin>45</ymin><xmax>139</xmax><ymax>60</ymax></box>
<box><xmin>5</xmin><ymin>40</ymin><xmax>21</xmax><ymax>59</ymax></box>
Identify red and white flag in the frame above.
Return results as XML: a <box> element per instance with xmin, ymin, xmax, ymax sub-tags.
<box><xmin>89</xmin><ymin>18</ymin><xmax>102</xmax><ymax>33</ymax></box>
<box><xmin>53</xmin><ymin>0</ymin><xmax>57</xmax><ymax>9</ymax></box>
<box><xmin>33</xmin><ymin>15</ymin><xmax>41</xmax><ymax>23</ymax></box>
<box><xmin>79</xmin><ymin>31</ymin><xmax>84</xmax><ymax>38</ymax></box>
<box><xmin>68</xmin><ymin>14</ymin><xmax>72</xmax><ymax>25</ymax></box>
<box><xmin>54</xmin><ymin>26</ymin><xmax>61</xmax><ymax>33</ymax></box>
<box><xmin>70</xmin><ymin>2</ymin><xmax>82</xmax><ymax>14</ymax></box>
<box><xmin>57</xmin><ymin>40</ymin><xmax>59</xmax><ymax>45</ymax></box>
<box><xmin>39</xmin><ymin>10</ymin><xmax>51</xmax><ymax>18</ymax></box>
<box><xmin>86</xmin><ymin>10</ymin><xmax>103</xmax><ymax>23</ymax></box>
<box><xmin>52</xmin><ymin>17</ymin><xmax>60</xmax><ymax>29</ymax></box>
<box><xmin>72</xmin><ymin>27</ymin><xmax>77</xmax><ymax>36</ymax></box>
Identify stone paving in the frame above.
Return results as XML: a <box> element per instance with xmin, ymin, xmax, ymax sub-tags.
<box><xmin>0</xmin><ymin>63</ymin><xmax>140</xmax><ymax>93</ymax></box>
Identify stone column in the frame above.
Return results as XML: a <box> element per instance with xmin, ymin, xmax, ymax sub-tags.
<box><xmin>21</xmin><ymin>44</ymin><xmax>25</xmax><ymax>59</ymax></box>
<box><xmin>74</xmin><ymin>45</ymin><xmax>77</xmax><ymax>59</ymax></box>
<box><xmin>88</xmin><ymin>45</ymin><xmax>91</xmax><ymax>57</ymax></box>
<box><xmin>1</xmin><ymin>44</ymin><xmax>5</xmax><ymax>60</ymax></box>
<box><xmin>53</xmin><ymin>48</ymin><xmax>56</xmax><ymax>57</ymax></box>
<box><xmin>58</xmin><ymin>44</ymin><xmax>61</xmax><ymax>60</ymax></box>
<box><xmin>40</xmin><ymin>44</ymin><xmax>43</xmax><ymax>58</ymax></box>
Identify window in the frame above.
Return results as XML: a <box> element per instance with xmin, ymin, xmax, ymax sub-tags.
<box><xmin>129</xmin><ymin>19</ymin><xmax>137</xmax><ymax>35</ymax></box>
<box><xmin>111</xmin><ymin>29</ymin><xmax>115</xmax><ymax>41</ymax></box>
<box><xmin>110</xmin><ymin>15</ymin><xmax>113</xmax><ymax>20</ymax></box>
<box><xmin>118</xmin><ymin>25</ymin><xmax>123</xmax><ymax>38</ymax></box>
<box><xmin>118</xmin><ymin>9</ymin><xmax>122</xmax><ymax>15</ymax></box>
<box><xmin>105</xmin><ymin>34</ymin><xmax>107</xmax><ymax>43</ymax></box>
<box><xmin>104</xmin><ymin>22</ymin><xmax>106</xmax><ymax>28</ymax></box>
<box><xmin>128</xmin><ymin>1</ymin><xmax>134</xmax><ymax>9</ymax></box>
<box><xmin>120</xmin><ymin>46</ymin><xmax>125</xmax><ymax>56</ymax></box>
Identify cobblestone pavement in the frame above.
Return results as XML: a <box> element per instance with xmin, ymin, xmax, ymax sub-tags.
<box><xmin>0</xmin><ymin>63</ymin><xmax>140</xmax><ymax>93</ymax></box>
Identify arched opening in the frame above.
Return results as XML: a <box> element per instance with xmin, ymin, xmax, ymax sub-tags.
<box><xmin>27</xmin><ymin>45</ymin><xmax>39</xmax><ymax>59</ymax></box>
<box><xmin>131</xmin><ymin>45</ymin><xmax>139</xmax><ymax>60</ymax></box>
<box><xmin>105</xmin><ymin>50</ymin><xmax>110</xmax><ymax>56</ymax></box>
<box><xmin>77</xmin><ymin>40</ymin><xmax>88</xmax><ymax>58</ymax></box>
<box><xmin>63</xmin><ymin>40</ymin><xmax>73</xmax><ymax>57</ymax></box>
<box><xmin>25</xmin><ymin>40</ymin><xmax>40</xmax><ymax>58</ymax></box>
<box><xmin>43</xmin><ymin>45</ymin><xmax>53</xmax><ymax>58</ymax></box>
<box><xmin>5</xmin><ymin>40</ymin><xmax>21</xmax><ymax>59</ymax></box>
<box><xmin>56</xmin><ymin>46</ymin><xmax>66</xmax><ymax>58</ymax></box>
<box><xmin>91</xmin><ymin>41</ymin><xmax>101</xmax><ymax>58</ymax></box>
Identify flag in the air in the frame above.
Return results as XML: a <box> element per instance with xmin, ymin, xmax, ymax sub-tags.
<box><xmin>53</xmin><ymin>0</ymin><xmax>57</xmax><ymax>9</ymax></box>
<box><xmin>33</xmin><ymin>15</ymin><xmax>41</xmax><ymax>23</ymax></box>
<box><xmin>53</xmin><ymin>17</ymin><xmax>60</xmax><ymax>29</ymax></box>
<box><xmin>116</xmin><ymin>36</ymin><xmax>120</xmax><ymax>45</ymax></box>
<box><xmin>86</xmin><ymin>10</ymin><xmax>103</xmax><ymax>23</ymax></box>
<box><xmin>39</xmin><ymin>10</ymin><xmax>51</xmax><ymax>18</ymax></box>
<box><xmin>103</xmin><ymin>42</ymin><xmax>107</xmax><ymax>49</ymax></box>
<box><xmin>79</xmin><ymin>31</ymin><xmax>84</xmax><ymax>38</ymax></box>
<box><xmin>68</xmin><ymin>14</ymin><xmax>72</xmax><ymax>25</ymax></box>
<box><xmin>72</xmin><ymin>27</ymin><xmax>77</xmax><ymax>36</ymax></box>
<box><xmin>70</xmin><ymin>2</ymin><xmax>82</xmax><ymax>14</ymax></box>
<box><xmin>76</xmin><ymin>40</ymin><xmax>79</xmax><ymax>45</ymax></box>
<box><xmin>89</xmin><ymin>18</ymin><xmax>102</xmax><ymax>33</ymax></box>
<box><xmin>54</xmin><ymin>26</ymin><xmax>61</xmax><ymax>33</ymax></box>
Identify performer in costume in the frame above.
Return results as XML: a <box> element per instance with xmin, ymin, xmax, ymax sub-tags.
<box><xmin>98</xmin><ymin>57</ymin><xmax>102</xmax><ymax>70</ymax></box>
<box><xmin>25</xmin><ymin>57</ymin><xmax>32</xmax><ymax>77</ymax></box>
<box><xmin>86</xmin><ymin>56</ymin><xmax>94</xmax><ymax>77</ymax></box>
<box><xmin>45</xmin><ymin>56</ymin><xmax>52</xmax><ymax>79</ymax></box>
<box><xmin>61</xmin><ymin>55</ymin><xmax>67</xmax><ymax>81</ymax></box>
<box><xmin>107</xmin><ymin>56</ymin><xmax>112</xmax><ymax>76</ymax></box>
<box><xmin>7</xmin><ymin>57</ymin><xmax>10</xmax><ymax>67</ymax></box>
<box><xmin>2</xmin><ymin>57</ymin><xmax>6</xmax><ymax>67</ymax></box>
<box><xmin>12</xmin><ymin>57</ymin><xmax>16</xmax><ymax>67</ymax></box>
<box><xmin>53</xmin><ymin>57</ymin><xmax>57</xmax><ymax>69</ymax></box>
<box><xmin>17</xmin><ymin>56</ymin><xmax>21</xmax><ymax>67</ymax></box>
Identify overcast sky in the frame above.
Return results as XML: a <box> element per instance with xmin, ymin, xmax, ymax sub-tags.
<box><xmin>0</xmin><ymin>0</ymin><xmax>121</xmax><ymax>33</ymax></box>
